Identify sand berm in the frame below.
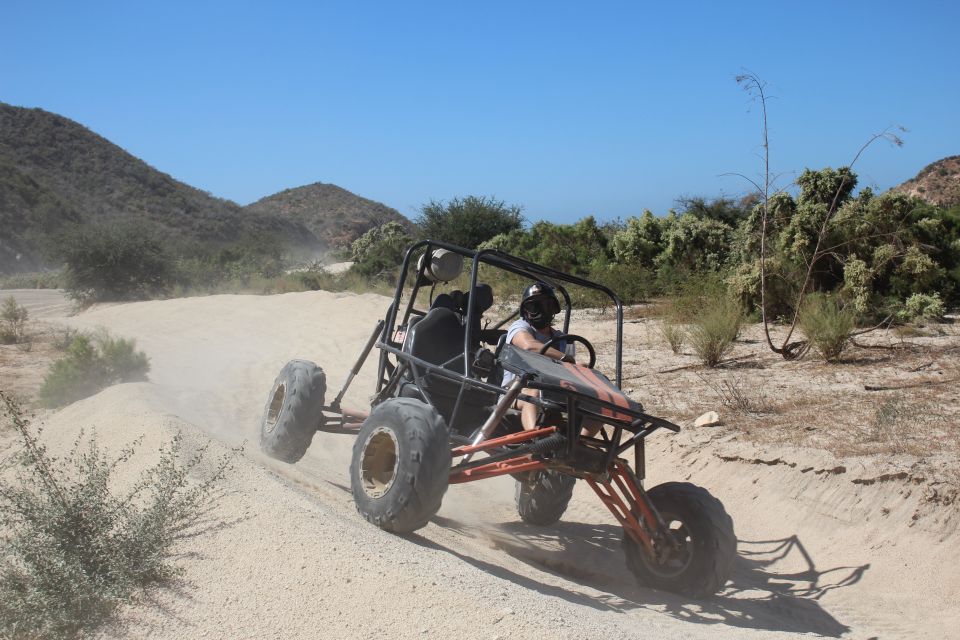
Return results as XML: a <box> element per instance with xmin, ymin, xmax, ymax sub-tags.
<box><xmin>8</xmin><ymin>289</ymin><xmax>959</xmax><ymax>639</ymax></box>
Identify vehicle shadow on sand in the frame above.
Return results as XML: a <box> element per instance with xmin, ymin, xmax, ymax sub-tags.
<box><xmin>424</xmin><ymin>516</ymin><xmax>865</xmax><ymax>637</ymax></box>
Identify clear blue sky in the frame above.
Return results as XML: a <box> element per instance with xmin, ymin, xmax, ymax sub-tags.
<box><xmin>2</xmin><ymin>1</ymin><xmax>957</xmax><ymax>223</ymax></box>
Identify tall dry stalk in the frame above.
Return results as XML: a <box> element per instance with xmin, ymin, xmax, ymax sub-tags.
<box><xmin>731</xmin><ymin>72</ymin><xmax>904</xmax><ymax>360</ymax></box>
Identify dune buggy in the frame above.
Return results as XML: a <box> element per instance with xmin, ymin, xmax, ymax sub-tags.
<box><xmin>259</xmin><ymin>241</ymin><xmax>735</xmax><ymax>597</ymax></box>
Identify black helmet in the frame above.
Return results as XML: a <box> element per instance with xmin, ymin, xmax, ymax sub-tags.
<box><xmin>520</xmin><ymin>281</ymin><xmax>561</xmax><ymax>329</ymax></box>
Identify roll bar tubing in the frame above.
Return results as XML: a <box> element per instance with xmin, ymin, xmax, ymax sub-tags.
<box><xmin>384</xmin><ymin>239</ymin><xmax>624</xmax><ymax>387</ymax></box>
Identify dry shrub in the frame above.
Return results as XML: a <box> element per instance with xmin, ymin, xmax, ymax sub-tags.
<box><xmin>0</xmin><ymin>296</ymin><xmax>29</xmax><ymax>345</ymax></box>
<box><xmin>52</xmin><ymin>327</ymin><xmax>79</xmax><ymax>351</ymax></box>
<box><xmin>623</xmin><ymin>301</ymin><xmax>666</xmax><ymax>321</ymax></box>
<box><xmin>799</xmin><ymin>294</ymin><xmax>854</xmax><ymax>362</ymax></box>
<box><xmin>865</xmin><ymin>393</ymin><xmax>949</xmax><ymax>456</ymax></box>
<box><xmin>0</xmin><ymin>392</ymin><xmax>234</xmax><ymax>639</ymax></box>
<box><xmin>659</xmin><ymin>321</ymin><xmax>685</xmax><ymax>354</ymax></box>
<box><xmin>687</xmin><ymin>297</ymin><xmax>742</xmax><ymax>367</ymax></box>
<box><xmin>39</xmin><ymin>331</ymin><xmax>150</xmax><ymax>408</ymax></box>
<box><xmin>698</xmin><ymin>373</ymin><xmax>771</xmax><ymax>415</ymax></box>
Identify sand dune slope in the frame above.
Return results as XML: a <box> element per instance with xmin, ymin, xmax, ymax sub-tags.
<box><xmin>18</xmin><ymin>290</ymin><xmax>957</xmax><ymax>639</ymax></box>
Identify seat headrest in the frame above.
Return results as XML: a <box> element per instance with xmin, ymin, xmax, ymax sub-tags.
<box><xmin>430</xmin><ymin>293</ymin><xmax>457</xmax><ymax>311</ymax></box>
<box><xmin>434</xmin><ymin>284</ymin><xmax>493</xmax><ymax>317</ymax></box>
<box><xmin>469</xmin><ymin>283</ymin><xmax>494</xmax><ymax>314</ymax></box>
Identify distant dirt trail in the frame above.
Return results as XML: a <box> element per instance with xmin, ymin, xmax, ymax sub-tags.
<box><xmin>10</xmin><ymin>289</ymin><xmax>957</xmax><ymax>639</ymax></box>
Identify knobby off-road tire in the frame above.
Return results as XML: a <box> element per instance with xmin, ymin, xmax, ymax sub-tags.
<box><xmin>623</xmin><ymin>481</ymin><xmax>736</xmax><ymax>598</ymax></box>
<box><xmin>350</xmin><ymin>398</ymin><xmax>451</xmax><ymax>534</ymax></box>
<box><xmin>260</xmin><ymin>360</ymin><xmax>326</xmax><ymax>464</ymax></box>
<box><xmin>515</xmin><ymin>470</ymin><xmax>577</xmax><ymax>526</ymax></box>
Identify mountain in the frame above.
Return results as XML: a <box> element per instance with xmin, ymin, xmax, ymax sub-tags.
<box><xmin>245</xmin><ymin>182</ymin><xmax>411</xmax><ymax>249</ymax></box>
<box><xmin>0</xmin><ymin>103</ymin><xmax>318</xmax><ymax>273</ymax></box>
<box><xmin>0</xmin><ymin>158</ymin><xmax>82</xmax><ymax>271</ymax></box>
<box><xmin>891</xmin><ymin>155</ymin><xmax>960</xmax><ymax>208</ymax></box>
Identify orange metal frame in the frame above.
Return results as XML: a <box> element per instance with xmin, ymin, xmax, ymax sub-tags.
<box><xmin>448</xmin><ymin>456</ymin><xmax>546</xmax><ymax>484</ymax></box>
<box><xmin>586</xmin><ymin>459</ymin><xmax>658</xmax><ymax>553</ymax></box>
<box><xmin>448</xmin><ymin>426</ymin><xmax>556</xmax><ymax>484</ymax></box>
<box><xmin>449</xmin><ymin>427</ymin><xmax>661</xmax><ymax>558</ymax></box>
<box><xmin>451</xmin><ymin>426</ymin><xmax>556</xmax><ymax>457</ymax></box>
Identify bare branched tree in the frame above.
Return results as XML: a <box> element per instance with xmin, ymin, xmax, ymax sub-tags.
<box><xmin>731</xmin><ymin>71</ymin><xmax>905</xmax><ymax>360</ymax></box>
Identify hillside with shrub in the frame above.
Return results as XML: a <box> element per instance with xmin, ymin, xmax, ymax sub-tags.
<box><xmin>0</xmin><ymin>158</ymin><xmax>81</xmax><ymax>272</ymax></box>
<box><xmin>892</xmin><ymin>155</ymin><xmax>960</xmax><ymax>207</ymax></box>
<box><xmin>0</xmin><ymin>102</ymin><xmax>319</xmax><ymax>273</ymax></box>
<box><xmin>244</xmin><ymin>181</ymin><xmax>411</xmax><ymax>249</ymax></box>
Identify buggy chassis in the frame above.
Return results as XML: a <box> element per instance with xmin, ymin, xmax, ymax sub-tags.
<box><xmin>261</xmin><ymin>240</ymin><xmax>736</xmax><ymax>597</ymax></box>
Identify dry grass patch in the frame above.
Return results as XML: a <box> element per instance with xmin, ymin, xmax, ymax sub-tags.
<box><xmin>659</xmin><ymin>322</ymin><xmax>685</xmax><ymax>354</ymax></box>
<box><xmin>0</xmin><ymin>325</ymin><xmax>68</xmax><ymax>403</ymax></box>
<box><xmin>799</xmin><ymin>294</ymin><xmax>854</xmax><ymax>362</ymax></box>
<box><xmin>623</xmin><ymin>301</ymin><xmax>668</xmax><ymax>321</ymax></box>
<box><xmin>588</xmin><ymin>309</ymin><xmax>960</xmax><ymax>481</ymax></box>
<box><xmin>863</xmin><ymin>394</ymin><xmax>951</xmax><ymax>456</ymax></box>
<box><xmin>696</xmin><ymin>372</ymin><xmax>773</xmax><ymax>416</ymax></box>
<box><xmin>687</xmin><ymin>298</ymin><xmax>742</xmax><ymax>367</ymax></box>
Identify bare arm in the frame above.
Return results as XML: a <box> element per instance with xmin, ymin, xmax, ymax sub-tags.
<box><xmin>511</xmin><ymin>329</ymin><xmax>572</xmax><ymax>362</ymax></box>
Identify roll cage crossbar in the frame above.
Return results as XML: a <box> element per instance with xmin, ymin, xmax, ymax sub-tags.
<box><xmin>368</xmin><ymin>240</ymin><xmax>634</xmax><ymax>446</ymax></box>
<box><xmin>376</xmin><ymin>239</ymin><xmax>625</xmax><ymax>387</ymax></box>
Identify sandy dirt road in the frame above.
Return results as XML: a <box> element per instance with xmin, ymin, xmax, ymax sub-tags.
<box><xmin>5</xmin><ymin>289</ymin><xmax>957</xmax><ymax>639</ymax></box>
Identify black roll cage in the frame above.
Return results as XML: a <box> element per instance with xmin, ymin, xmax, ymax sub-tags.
<box><xmin>375</xmin><ymin>239</ymin><xmax>624</xmax><ymax>389</ymax></box>
<box><xmin>364</xmin><ymin>240</ymin><xmax>680</xmax><ymax>477</ymax></box>
<box><xmin>306</xmin><ymin>240</ymin><xmax>698</xmax><ymax>566</ymax></box>
<box><xmin>305</xmin><ymin>237</ymin><xmax>686</xmax><ymax>492</ymax></box>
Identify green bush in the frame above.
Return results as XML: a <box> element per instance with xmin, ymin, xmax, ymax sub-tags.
<box><xmin>173</xmin><ymin>234</ymin><xmax>288</xmax><ymax>292</ymax></box>
<box><xmin>350</xmin><ymin>221</ymin><xmax>413</xmax><ymax>277</ymax></box>
<box><xmin>481</xmin><ymin>217</ymin><xmax>610</xmax><ymax>276</ymax></box>
<box><xmin>667</xmin><ymin>273</ymin><xmax>732</xmax><ymax>322</ymax></box>
<box><xmin>898</xmin><ymin>292</ymin><xmax>945</xmax><ymax>323</ymax></box>
<box><xmin>657</xmin><ymin>211</ymin><xmax>736</xmax><ymax>273</ymax></box>
<box><xmin>0</xmin><ymin>392</ymin><xmax>232</xmax><ymax>639</ymax></box>
<box><xmin>687</xmin><ymin>296</ymin><xmax>742</xmax><ymax>367</ymax></box>
<box><xmin>417</xmin><ymin>195</ymin><xmax>523</xmax><ymax>249</ymax></box>
<box><xmin>610</xmin><ymin>210</ymin><xmax>663</xmax><ymax>268</ymax></box>
<box><xmin>39</xmin><ymin>332</ymin><xmax>150</xmax><ymax>408</ymax></box>
<box><xmin>57</xmin><ymin>223</ymin><xmax>173</xmax><ymax>304</ymax></box>
<box><xmin>799</xmin><ymin>293</ymin><xmax>854</xmax><ymax>362</ymax></box>
<box><xmin>0</xmin><ymin>296</ymin><xmax>28</xmax><ymax>344</ymax></box>
<box><xmin>587</xmin><ymin>262</ymin><xmax>653</xmax><ymax>305</ymax></box>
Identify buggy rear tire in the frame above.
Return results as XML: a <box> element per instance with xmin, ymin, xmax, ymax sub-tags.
<box><xmin>623</xmin><ymin>482</ymin><xmax>736</xmax><ymax>598</ymax></box>
<box><xmin>515</xmin><ymin>470</ymin><xmax>576</xmax><ymax>526</ymax></box>
<box><xmin>350</xmin><ymin>398</ymin><xmax>450</xmax><ymax>534</ymax></box>
<box><xmin>259</xmin><ymin>360</ymin><xmax>326</xmax><ymax>464</ymax></box>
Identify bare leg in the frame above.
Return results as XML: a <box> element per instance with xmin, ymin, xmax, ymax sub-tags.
<box><xmin>517</xmin><ymin>390</ymin><xmax>604</xmax><ymax>435</ymax></box>
<box><xmin>517</xmin><ymin>388</ymin><xmax>541</xmax><ymax>431</ymax></box>
<box><xmin>580</xmin><ymin>418</ymin><xmax>604</xmax><ymax>437</ymax></box>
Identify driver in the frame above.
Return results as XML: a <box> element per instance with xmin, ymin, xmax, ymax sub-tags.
<box><xmin>501</xmin><ymin>282</ymin><xmax>575</xmax><ymax>431</ymax></box>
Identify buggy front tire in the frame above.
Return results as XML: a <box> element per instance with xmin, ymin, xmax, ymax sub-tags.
<box><xmin>259</xmin><ymin>360</ymin><xmax>326</xmax><ymax>463</ymax></box>
<box><xmin>623</xmin><ymin>482</ymin><xmax>736</xmax><ymax>598</ymax></box>
<box><xmin>350</xmin><ymin>398</ymin><xmax>450</xmax><ymax>534</ymax></box>
<box><xmin>515</xmin><ymin>470</ymin><xmax>576</xmax><ymax>526</ymax></box>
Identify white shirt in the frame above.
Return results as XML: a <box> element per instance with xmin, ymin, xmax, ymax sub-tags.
<box><xmin>501</xmin><ymin>318</ymin><xmax>571</xmax><ymax>387</ymax></box>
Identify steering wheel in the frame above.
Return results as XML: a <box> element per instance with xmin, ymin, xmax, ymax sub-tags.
<box><xmin>538</xmin><ymin>334</ymin><xmax>596</xmax><ymax>369</ymax></box>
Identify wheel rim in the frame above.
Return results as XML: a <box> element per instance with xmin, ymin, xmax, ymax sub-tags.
<box><xmin>264</xmin><ymin>383</ymin><xmax>286</xmax><ymax>434</ymax></box>
<box><xmin>360</xmin><ymin>427</ymin><xmax>399</xmax><ymax>499</ymax></box>
<box><xmin>641</xmin><ymin>511</ymin><xmax>695</xmax><ymax>578</ymax></box>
